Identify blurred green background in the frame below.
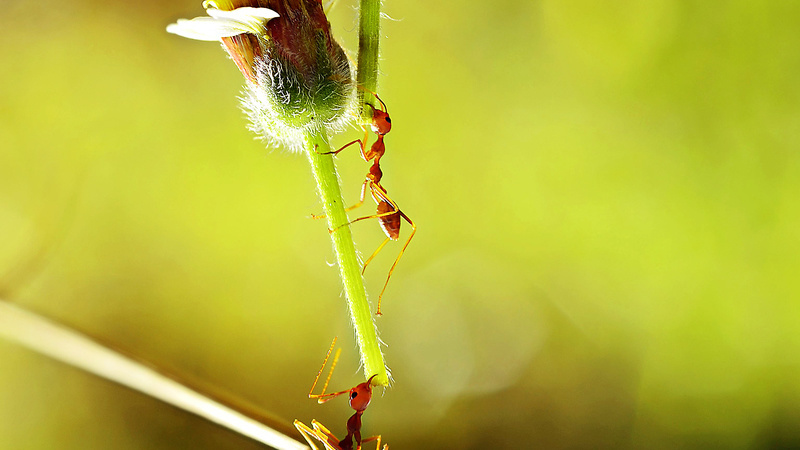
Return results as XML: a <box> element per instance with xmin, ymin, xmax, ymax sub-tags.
<box><xmin>2</xmin><ymin>0</ymin><xmax>799</xmax><ymax>448</ymax></box>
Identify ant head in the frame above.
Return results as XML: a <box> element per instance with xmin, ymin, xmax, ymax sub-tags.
<box><xmin>366</xmin><ymin>103</ymin><xmax>392</xmax><ymax>136</ymax></box>
<box><xmin>348</xmin><ymin>374</ymin><xmax>378</xmax><ymax>412</ymax></box>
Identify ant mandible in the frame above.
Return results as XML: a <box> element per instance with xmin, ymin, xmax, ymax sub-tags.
<box><xmin>320</xmin><ymin>89</ymin><xmax>391</xmax><ymax>165</ymax></box>
<box><xmin>294</xmin><ymin>338</ymin><xmax>387</xmax><ymax>450</ymax></box>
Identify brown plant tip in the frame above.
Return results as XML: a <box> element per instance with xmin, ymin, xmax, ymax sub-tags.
<box><xmin>221</xmin><ymin>33</ymin><xmax>263</xmax><ymax>82</ymax></box>
<box><xmin>222</xmin><ymin>0</ymin><xmax>342</xmax><ymax>84</ymax></box>
<box><xmin>168</xmin><ymin>0</ymin><xmax>354</xmax><ymax>150</ymax></box>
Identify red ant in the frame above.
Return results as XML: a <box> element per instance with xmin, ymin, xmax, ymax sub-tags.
<box><xmin>314</xmin><ymin>90</ymin><xmax>412</xmax><ymax>316</ymax></box>
<box><xmin>320</xmin><ymin>89</ymin><xmax>391</xmax><ymax>165</ymax></box>
<box><xmin>312</xmin><ymin>155</ymin><xmax>415</xmax><ymax>317</ymax></box>
<box><xmin>306</xmin><ymin>338</ymin><xmax>377</xmax><ymax>411</ymax></box>
<box><xmin>331</xmin><ymin>161</ymin><xmax>415</xmax><ymax>316</ymax></box>
<box><xmin>294</xmin><ymin>338</ymin><xmax>387</xmax><ymax>450</ymax></box>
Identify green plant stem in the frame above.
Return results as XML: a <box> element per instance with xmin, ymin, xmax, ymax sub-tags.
<box><xmin>304</xmin><ymin>130</ymin><xmax>388</xmax><ymax>386</ymax></box>
<box><xmin>356</xmin><ymin>0</ymin><xmax>381</xmax><ymax>120</ymax></box>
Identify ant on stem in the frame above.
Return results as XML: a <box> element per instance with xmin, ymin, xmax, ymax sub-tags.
<box><xmin>312</xmin><ymin>157</ymin><xmax>415</xmax><ymax>316</ymax></box>
<box><xmin>294</xmin><ymin>338</ymin><xmax>387</xmax><ymax>450</ymax></box>
<box><xmin>319</xmin><ymin>89</ymin><xmax>391</xmax><ymax>165</ymax></box>
<box><xmin>330</xmin><ymin>161</ymin><xmax>415</xmax><ymax>316</ymax></box>
<box><xmin>313</xmin><ymin>159</ymin><xmax>416</xmax><ymax>316</ymax></box>
<box><xmin>313</xmin><ymin>90</ymin><xmax>413</xmax><ymax>316</ymax></box>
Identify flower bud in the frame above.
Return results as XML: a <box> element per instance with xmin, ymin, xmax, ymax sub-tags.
<box><xmin>168</xmin><ymin>1</ymin><xmax>354</xmax><ymax>151</ymax></box>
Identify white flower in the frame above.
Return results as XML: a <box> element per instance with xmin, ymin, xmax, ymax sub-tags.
<box><xmin>166</xmin><ymin>1</ymin><xmax>279</xmax><ymax>41</ymax></box>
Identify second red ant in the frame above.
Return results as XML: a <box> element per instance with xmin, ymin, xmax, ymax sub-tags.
<box><xmin>294</xmin><ymin>338</ymin><xmax>387</xmax><ymax>450</ymax></box>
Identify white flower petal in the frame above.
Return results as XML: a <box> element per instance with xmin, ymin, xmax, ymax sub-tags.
<box><xmin>166</xmin><ymin>4</ymin><xmax>279</xmax><ymax>42</ymax></box>
<box><xmin>206</xmin><ymin>7</ymin><xmax>279</xmax><ymax>22</ymax></box>
<box><xmin>166</xmin><ymin>17</ymin><xmax>241</xmax><ymax>41</ymax></box>
<box><xmin>206</xmin><ymin>7</ymin><xmax>279</xmax><ymax>35</ymax></box>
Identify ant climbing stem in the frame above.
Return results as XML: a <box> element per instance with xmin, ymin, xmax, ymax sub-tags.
<box><xmin>295</xmin><ymin>337</ymin><xmax>387</xmax><ymax>450</ymax></box>
<box><xmin>329</xmin><ymin>162</ymin><xmax>416</xmax><ymax>316</ymax></box>
<box><xmin>311</xmin><ymin>89</ymin><xmax>412</xmax><ymax>316</ymax></box>
<box><xmin>318</xmin><ymin>89</ymin><xmax>391</xmax><ymax>164</ymax></box>
<box><xmin>308</xmin><ymin>158</ymin><xmax>415</xmax><ymax>317</ymax></box>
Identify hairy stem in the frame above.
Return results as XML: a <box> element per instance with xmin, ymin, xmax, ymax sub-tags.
<box><xmin>356</xmin><ymin>0</ymin><xmax>381</xmax><ymax>120</ymax></box>
<box><xmin>304</xmin><ymin>130</ymin><xmax>388</xmax><ymax>386</ymax></box>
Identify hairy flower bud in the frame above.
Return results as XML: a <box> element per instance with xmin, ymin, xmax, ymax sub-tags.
<box><xmin>168</xmin><ymin>1</ymin><xmax>354</xmax><ymax>151</ymax></box>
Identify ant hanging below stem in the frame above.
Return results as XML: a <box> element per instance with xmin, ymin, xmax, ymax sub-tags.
<box><xmin>306</xmin><ymin>337</ymin><xmax>378</xmax><ymax>410</ymax></box>
<box><xmin>294</xmin><ymin>337</ymin><xmax>387</xmax><ymax>450</ymax></box>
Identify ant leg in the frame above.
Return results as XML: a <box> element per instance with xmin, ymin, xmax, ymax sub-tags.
<box><xmin>326</xmin><ymin>181</ymin><xmax>371</xmax><ymax>234</ymax></box>
<box><xmin>333</xmin><ymin>182</ymin><xmax>398</xmax><ymax>235</ymax></box>
<box><xmin>361</xmin><ymin>237</ymin><xmax>391</xmax><ymax>275</ymax></box>
<box><xmin>293</xmin><ymin>420</ymin><xmax>320</xmax><ymax>450</ymax></box>
<box><xmin>360</xmin><ymin>128</ymin><xmax>374</xmax><ymax>161</ymax></box>
<box><xmin>344</xmin><ymin>184</ymin><xmax>399</xmax><ymax>228</ymax></box>
<box><xmin>375</xmin><ymin>212</ymin><xmax>416</xmax><ymax>316</ymax></box>
<box><xmin>295</xmin><ymin>419</ymin><xmax>337</xmax><ymax>450</ymax></box>
<box><xmin>311</xmin><ymin>420</ymin><xmax>343</xmax><ymax>450</ymax></box>
<box><xmin>330</xmin><ymin>180</ymin><xmax>394</xmax><ymax>234</ymax></box>
<box><xmin>317</xmin><ymin>139</ymin><xmax>365</xmax><ymax>158</ymax></box>
<box><xmin>317</xmin><ymin>177</ymin><xmax>368</xmax><ymax>227</ymax></box>
<box><xmin>360</xmin><ymin>435</ymin><xmax>385</xmax><ymax>450</ymax></box>
<box><xmin>338</xmin><ymin>184</ymin><xmax>400</xmax><ymax>233</ymax></box>
<box><xmin>314</xmin><ymin>177</ymin><xmax>368</xmax><ymax>222</ymax></box>
<box><xmin>330</xmin><ymin>209</ymin><xmax>398</xmax><ymax>234</ymax></box>
<box><xmin>308</xmin><ymin>338</ymin><xmax>350</xmax><ymax>403</ymax></box>
<box><xmin>345</xmin><ymin>180</ymin><xmax>370</xmax><ymax>212</ymax></box>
